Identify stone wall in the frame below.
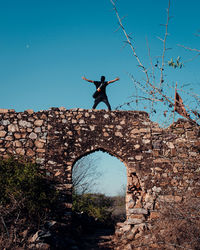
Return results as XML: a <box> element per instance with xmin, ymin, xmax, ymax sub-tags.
<box><xmin>0</xmin><ymin>107</ymin><xmax>199</xmax><ymax>241</ymax></box>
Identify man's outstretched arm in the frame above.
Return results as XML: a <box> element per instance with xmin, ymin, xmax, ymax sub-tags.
<box><xmin>107</xmin><ymin>77</ymin><xmax>120</xmax><ymax>84</ymax></box>
<box><xmin>82</xmin><ymin>76</ymin><xmax>94</xmax><ymax>83</ymax></box>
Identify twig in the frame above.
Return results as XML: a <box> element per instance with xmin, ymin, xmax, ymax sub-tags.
<box><xmin>146</xmin><ymin>37</ymin><xmax>155</xmax><ymax>85</ymax></box>
<box><xmin>110</xmin><ymin>0</ymin><xmax>150</xmax><ymax>84</ymax></box>
<box><xmin>178</xmin><ymin>44</ymin><xmax>200</xmax><ymax>53</ymax></box>
<box><xmin>159</xmin><ymin>0</ymin><xmax>171</xmax><ymax>89</ymax></box>
<box><xmin>166</xmin><ymin>81</ymin><xmax>200</xmax><ymax>101</ymax></box>
<box><xmin>128</xmin><ymin>73</ymin><xmax>152</xmax><ymax>96</ymax></box>
<box><xmin>1</xmin><ymin>216</ymin><xmax>9</xmax><ymax>238</ymax></box>
<box><xmin>15</xmin><ymin>211</ymin><xmax>21</xmax><ymax>224</ymax></box>
<box><xmin>130</xmin><ymin>95</ymin><xmax>163</xmax><ymax>102</ymax></box>
<box><xmin>182</xmin><ymin>53</ymin><xmax>200</xmax><ymax>63</ymax></box>
<box><xmin>146</xmin><ymin>37</ymin><xmax>157</xmax><ymax>114</ymax></box>
<box><xmin>173</xmin><ymin>82</ymin><xmax>177</xmax><ymax>124</ymax></box>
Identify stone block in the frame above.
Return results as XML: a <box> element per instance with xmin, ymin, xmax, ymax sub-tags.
<box><xmin>36</xmin><ymin>149</ymin><xmax>45</xmax><ymax>153</ymax></box>
<box><xmin>159</xmin><ymin>195</ymin><xmax>182</xmax><ymax>203</ymax></box>
<box><xmin>152</xmin><ymin>186</ymin><xmax>162</xmax><ymax>193</ymax></box>
<box><xmin>27</xmin><ymin>148</ymin><xmax>35</xmax><ymax>157</ymax></box>
<box><xmin>121</xmin><ymin>224</ymin><xmax>131</xmax><ymax>233</ymax></box>
<box><xmin>126</xmin><ymin>218</ymin><xmax>144</xmax><ymax>225</ymax></box>
<box><xmin>34</xmin><ymin>120</ymin><xmax>44</xmax><ymax>126</ymax></box>
<box><xmin>152</xmin><ymin>127</ymin><xmax>163</xmax><ymax>133</ymax></box>
<box><xmin>134</xmin><ymin>144</ymin><xmax>140</xmax><ymax>149</ymax></box>
<box><xmin>153</xmin><ymin>158</ymin><xmax>170</xmax><ymax>163</ymax></box>
<box><xmin>140</xmin><ymin>128</ymin><xmax>150</xmax><ymax>133</ymax></box>
<box><xmin>5</xmin><ymin>136</ymin><xmax>13</xmax><ymax>141</ymax></box>
<box><xmin>142</xmin><ymin>139</ymin><xmax>151</xmax><ymax>144</ymax></box>
<box><xmin>14</xmin><ymin>133</ymin><xmax>21</xmax><ymax>139</ymax></box>
<box><xmin>26</xmin><ymin>109</ymin><xmax>34</xmax><ymax>114</ymax></box>
<box><xmin>166</xmin><ymin>142</ymin><xmax>175</xmax><ymax>148</ymax></box>
<box><xmin>34</xmin><ymin>127</ymin><xmax>41</xmax><ymax>133</ymax></box>
<box><xmin>155</xmin><ymin>167</ymin><xmax>162</xmax><ymax>171</ymax></box>
<box><xmin>16</xmin><ymin>148</ymin><xmax>25</xmax><ymax>155</ymax></box>
<box><xmin>35</xmin><ymin>140</ymin><xmax>44</xmax><ymax>148</ymax></box>
<box><xmin>13</xmin><ymin>140</ymin><xmax>22</xmax><ymax>147</ymax></box>
<box><xmin>135</xmin><ymin>155</ymin><xmax>143</xmax><ymax>161</ymax></box>
<box><xmin>130</xmin><ymin>129</ymin><xmax>139</xmax><ymax>134</ymax></box>
<box><xmin>29</xmin><ymin>132</ymin><xmax>37</xmax><ymax>140</ymax></box>
<box><xmin>129</xmin><ymin>208</ymin><xmax>148</xmax><ymax>215</ymax></box>
<box><xmin>59</xmin><ymin>107</ymin><xmax>66</xmax><ymax>111</ymax></box>
<box><xmin>115</xmin><ymin>131</ymin><xmax>123</xmax><ymax>137</ymax></box>
<box><xmin>0</xmin><ymin>131</ymin><xmax>7</xmax><ymax>137</ymax></box>
<box><xmin>8</xmin><ymin>124</ymin><xmax>19</xmax><ymax>132</ymax></box>
<box><xmin>2</xmin><ymin>120</ymin><xmax>10</xmax><ymax>126</ymax></box>
<box><xmin>103</xmin><ymin>132</ymin><xmax>109</xmax><ymax>137</ymax></box>
<box><xmin>129</xmin><ymin>214</ymin><xmax>145</xmax><ymax>221</ymax></box>
<box><xmin>19</xmin><ymin>120</ymin><xmax>32</xmax><ymax>128</ymax></box>
<box><xmin>0</xmin><ymin>109</ymin><xmax>9</xmax><ymax>113</ymax></box>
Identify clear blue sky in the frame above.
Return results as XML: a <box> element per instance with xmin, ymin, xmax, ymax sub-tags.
<box><xmin>0</xmin><ymin>0</ymin><xmax>199</xmax><ymax>112</ymax></box>
<box><xmin>0</xmin><ymin>0</ymin><xmax>199</xmax><ymax>195</ymax></box>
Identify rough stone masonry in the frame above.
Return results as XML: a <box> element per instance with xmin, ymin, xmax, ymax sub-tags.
<box><xmin>0</xmin><ymin>107</ymin><xmax>199</xmax><ymax>240</ymax></box>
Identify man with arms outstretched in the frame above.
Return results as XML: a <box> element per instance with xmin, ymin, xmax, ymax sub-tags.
<box><xmin>82</xmin><ymin>75</ymin><xmax>120</xmax><ymax>111</ymax></box>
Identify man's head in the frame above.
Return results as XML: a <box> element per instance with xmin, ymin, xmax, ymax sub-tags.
<box><xmin>101</xmin><ymin>76</ymin><xmax>105</xmax><ymax>82</ymax></box>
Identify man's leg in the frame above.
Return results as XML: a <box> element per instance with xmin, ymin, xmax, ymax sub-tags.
<box><xmin>102</xmin><ymin>98</ymin><xmax>111</xmax><ymax>111</ymax></box>
<box><xmin>92</xmin><ymin>97</ymin><xmax>101</xmax><ymax>109</ymax></box>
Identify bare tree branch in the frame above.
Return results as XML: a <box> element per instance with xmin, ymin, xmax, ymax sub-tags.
<box><xmin>1</xmin><ymin>216</ymin><xmax>9</xmax><ymax>238</ymax></box>
<box><xmin>110</xmin><ymin>0</ymin><xmax>150</xmax><ymax>84</ymax></box>
<box><xmin>178</xmin><ymin>44</ymin><xmax>200</xmax><ymax>53</ymax></box>
<box><xmin>111</xmin><ymin>0</ymin><xmax>199</xmax><ymax>125</ymax></box>
<box><xmin>159</xmin><ymin>0</ymin><xmax>170</xmax><ymax>89</ymax></box>
<box><xmin>72</xmin><ymin>155</ymin><xmax>101</xmax><ymax>194</ymax></box>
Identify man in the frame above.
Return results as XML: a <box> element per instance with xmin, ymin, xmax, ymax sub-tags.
<box><xmin>82</xmin><ymin>75</ymin><xmax>120</xmax><ymax>111</ymax></box>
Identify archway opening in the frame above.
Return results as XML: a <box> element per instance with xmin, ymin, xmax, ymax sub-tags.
<box><xmin>71</xmin><ymin>149</ymin><xmax>127</xmax><ymax>235</ymax></box>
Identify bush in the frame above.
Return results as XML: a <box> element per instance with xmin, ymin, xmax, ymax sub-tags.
<box><xmin>0</xmin><ymin>157</ymin><xmax>59</xmax><ymax>249</ymax></box>
<box><xmin>152</xmin><ymin>196</ymin><xmax>200</xmax><ymax>249</ymax></box>
<box><xmin>0</xmin><ymin>157</ymin><xmax>58</xmax><ymax>216</ymax></box>
<box><xmin>72</xmin><ymin>193</ymin><xmax>114</xmax><ymax>225</ymax></box>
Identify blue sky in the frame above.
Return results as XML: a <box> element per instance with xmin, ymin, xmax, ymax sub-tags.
<box><xmin>0</xmin><ymin>0</ymin><xmax>199</xmax><ymax>195</ymax></box>
<box><xmin>0</xmin><ymin>0</ymin><xmax>199</xmax><ymax>112</ymax></box>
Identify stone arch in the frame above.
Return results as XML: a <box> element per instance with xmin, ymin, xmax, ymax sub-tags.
<box><xmin>71</xmin><ymin>147</ymin><xmax>146</xmax><ymax>221</ymax></box>
<box><xmin>72</xmin><ymin>147</ymin><xmax>127</xmax><ymax>170</ymax></box>
<box><xmin>0</xmin><ymin>108</ymin><xmax>199</xmax><ymax>245</ymax></box>
<box><xmin>71</xmin><ymin>147</ymin><xmax>129</xmax><ymax>222</ymax></box>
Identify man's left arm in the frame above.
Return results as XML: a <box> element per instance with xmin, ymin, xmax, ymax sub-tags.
<box><xmin>107</xmin><ymin>77</ymin><xmax>120</xmax><ymax>84</ymax></box>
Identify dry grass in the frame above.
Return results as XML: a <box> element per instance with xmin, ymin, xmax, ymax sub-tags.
<box><xmin>144</xmin><ymin>196</ymin><xmax>200</xmax><ymax>249</ymax></box>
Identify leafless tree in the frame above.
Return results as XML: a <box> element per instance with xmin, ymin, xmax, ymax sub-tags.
<box><xmin>72</xmin><ymin>154</ymin><xmax>102</xmax><ymax>194</ymax></box>
<box><xmin>110</xmin><ymin>0</ymin><xmax>200</xmax><ymax>126</ymax></box>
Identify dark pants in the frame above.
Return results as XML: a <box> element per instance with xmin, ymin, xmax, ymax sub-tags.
<box><xmin>92</xmin><ymin>95</ymin><xmax>111</xmax><ymax>111</ymax></box>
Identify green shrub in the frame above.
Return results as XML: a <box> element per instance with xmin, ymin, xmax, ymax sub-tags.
<box><xmin>72</xmin><ymin>193</ymin><xmax>113</xmax><ymax>224</ymax></box>
<box><xmin>0</xmin><ymin>157</ymin><xmax>58</xmax><ymax>216</ymax></box>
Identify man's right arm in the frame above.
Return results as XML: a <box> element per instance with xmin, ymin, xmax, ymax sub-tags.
<box><xmin>82</xmin><ymin>76</ymin><xmax>94</xmax><ymax>83</ymax></box>
<box><xmin>107</xmin><ymin>77</ymin><xmax>120</xmax><ymax>84</ymax></box>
